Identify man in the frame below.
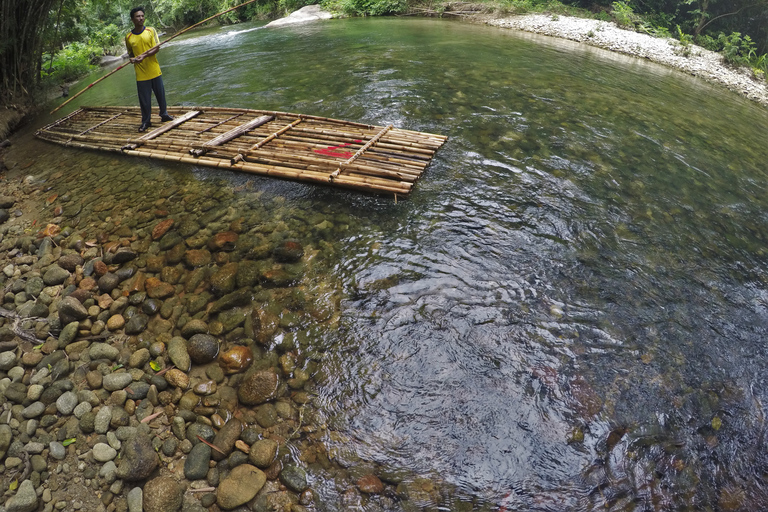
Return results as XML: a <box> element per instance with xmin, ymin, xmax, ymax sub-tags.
<box><xmin>125</xmin><ymin>7</ymin><xmax>173</xmax><ymax>132</ymax></box>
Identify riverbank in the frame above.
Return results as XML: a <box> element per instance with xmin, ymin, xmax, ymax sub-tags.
<box><xmin>479</xmin><ymin>12</ymin><xmax>768</xmax><ymax>107</ymax></box>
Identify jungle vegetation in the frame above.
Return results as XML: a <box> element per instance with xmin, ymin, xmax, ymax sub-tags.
<box><xmin>1</xmin><ymin>0</ymin><xmax>768</xmax><ymax>105</ymax></box>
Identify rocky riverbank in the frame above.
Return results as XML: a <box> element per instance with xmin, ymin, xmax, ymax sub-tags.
<box><xmin>482</xmin><ymin>13</ymin><xmax>768</xmax><ymax>108</ymax></box>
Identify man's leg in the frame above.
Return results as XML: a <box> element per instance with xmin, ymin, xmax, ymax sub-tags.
<box><xmin>151</xmin><ymin>76</ymin><xmax>172</xmax><ymax>121</ymax></box>
<box><xmin>137</xmin><ymin>80</ymin><xmax>153</xmax><ymax>128</ymax></box>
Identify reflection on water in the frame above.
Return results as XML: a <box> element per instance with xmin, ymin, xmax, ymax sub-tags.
<box><xmin>18</xmin><ymin>17</ymin><xmax>768</xmax><ymax>511</ymax></box>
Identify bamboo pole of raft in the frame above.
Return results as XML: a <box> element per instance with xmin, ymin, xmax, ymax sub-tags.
<box><xmin>50</xmin><ymin>0</ymin><xmax>264</xmax><ymax>114</ymax></box>
<box><xmin>329</xmin><ymin>124</ymin><xmax>392</xmax><ymax>181</ymax></box>
<box><xmin>232</xmin><ymin>118</ymin><xmax>303</xmax><ymax>163</ymax></box>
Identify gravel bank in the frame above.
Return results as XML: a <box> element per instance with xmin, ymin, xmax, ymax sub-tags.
<box><xmin>484</xmin><ymin>13</ymin><xmax>768</xmax><ymax>108</ymax></box>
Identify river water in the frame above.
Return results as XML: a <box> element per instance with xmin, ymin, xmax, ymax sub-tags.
<box><xmin>10</xmin><ymin>17</ymin><xmax>768</xmax><ymax>511</ymax></box>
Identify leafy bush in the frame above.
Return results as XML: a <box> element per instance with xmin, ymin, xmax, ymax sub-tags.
<box><xmin>718</xmin><ymin>32</ymin><xmax>756</xmax><ymax>67</ymax></box>
<box><xmin>694</xmin><ymin>33</ymin><xmax>720</xmax><ymax>52</ymax></box>
<box><xmin>41</xmin><ymin>42</ymin><xmax>100</xmax><ymax>83</ymax></box>
<box><xmin>321</xmin><ymin>0</ymin><xmax>406</xmax><ymax>16</ymax></box>
<box><xmin>89</xmin><ymin>24</ymin><xmax>124</xmax><ymax>55</ymax></box>
<box><xmin>611</xmin><ymin>1</ymin><xmax>637</xmax><ymax>27</ymax></box>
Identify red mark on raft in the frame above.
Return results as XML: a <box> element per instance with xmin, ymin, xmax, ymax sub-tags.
<box><xmin>314</xmin><ymin>140</ymin><xmax>363</xmax><ymax>159</ymax></box>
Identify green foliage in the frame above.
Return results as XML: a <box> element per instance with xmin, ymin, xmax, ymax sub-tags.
<box><xmin>321</xmin><ymin>0</ymin><xmax>407</xmax><ymax>16</ymax></box>
<box><xmin>718</xmin><ymin>31</ymin><xmax>756</xmax><ymax>66</ymax></box>
<box><xmin>672</xmin><ymin>25</ymin><xmax>693</xmax><ymax>57</ymax></box>
<box><xmin>611</xmin><ymin>1</ymin><xmax>637</xmax><ymax>27</ymax></box>
<box><xmin>694</xmin><ymin>33</ymin><xmax>720</xmax><ymax>52</ymax></box>
<box><xmin>90</xmin><ymin>24</ymin><xmax>124</xmax><ymax>55</ymax></box>
<box><xmin>42</xmin><ymin>42</ymin><xmax>99</xmax><ymax>84</ymax></box>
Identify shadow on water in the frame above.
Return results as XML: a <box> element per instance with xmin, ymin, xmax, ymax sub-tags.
<box><xmin>17</xmin><ymin>17</ymin><xmax>768</xmax><ymax>511</ymax></box>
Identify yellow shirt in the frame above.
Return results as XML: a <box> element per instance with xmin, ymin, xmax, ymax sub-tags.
<box><xmin>125</xmin><ymin>27</ymin><xmax>162</xmax><ymax>81</ymax></box>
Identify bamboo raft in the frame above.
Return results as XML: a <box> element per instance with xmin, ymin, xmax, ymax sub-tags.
<box><xmin>36</xmin><ymin>106</ymin><xmax>447</xmax><ymax>196</ymax></box>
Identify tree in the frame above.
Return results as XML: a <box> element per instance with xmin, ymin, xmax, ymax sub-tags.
<box><xmin>0</xmin><ymin>0</ymin><xmax>61</xmax><ymax>102</ymax></box>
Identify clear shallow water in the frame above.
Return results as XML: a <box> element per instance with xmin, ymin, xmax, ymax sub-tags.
<box><xmin>27</xmin><ymin>17</ymin><xmax>768</xmax><ymax>510</ymax></box>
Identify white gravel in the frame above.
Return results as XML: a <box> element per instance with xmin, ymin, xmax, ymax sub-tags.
<box><xmin>484</xmin><ymin>13</ymin><xmax>768</xmax><ymax>107</ymax></box>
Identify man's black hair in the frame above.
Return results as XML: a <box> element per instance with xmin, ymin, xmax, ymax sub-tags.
<box><xmin>130</xmin><ymin>7</ymin><xmax>145</xmax><ymax>19</ymax></box>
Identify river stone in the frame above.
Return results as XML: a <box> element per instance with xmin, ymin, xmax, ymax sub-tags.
<box><xmin>116</xmin><ymin>433</ymin><xmax>159</xmax><ymax>481</ymax></box>
<box><xmin>159</xmin><ymin>232</ymin><xmax>183</xmax><ymax>251</ymax></box>
<box><xmin>165</xmin><ymin>368</ymin><xmax>189</xmax><ymax>390</ymax></box>
<box><xmin>279</xmin><ymin>464</ymin><xmax>308</xmax><ymax>492</ymax></box>
<box><xmin>58</xmin><ymin>296</ymin><xmax>88</xmax><ymax>324</ymax></box>
<box><xmin>180</xmin><ymin>318</ymin><xmax>208</xmax><ymax>338</ymax></box>
<box><xmin>357</xmin><ymin>474</ymin><xmax>385</xmax><ymax>494</ymax></box>
<box><xmin>183</xmin><ymin>249</ymin><xmax>212</xmax><ymax>268</ymax></box>
<box><xmin>238</xmin><ymin>371</ymin><xmax>279</xmax><ymax>405</ymax></box>
<box><xmin>6</xmin><ymin>382</ymin><xmax>29</xmax><ymax>403</ymax></box>
<box><xmin>107</xmin><ymin>314</ymin><xmax>125</xmax><ymax>330</ymax></box>
<box><xmin>143</xmin><ymin>475</ymin><xmax>182</xmax><ymax>512</ymax></box>
<box><xmin>208</xmin><ymin>231</ymin><xmax>238</xmax><ymax>251</ymax></box>
<box><xmin>184</xmin><ymin>442</ymin><xmax>211</xmax><ymax>480</ymax></box>
<box><xmin>49</xmin><ymin>441</ymin><xmax>66</xmax><ymax>460</ymax></box>
<box><xmin>212</xmin><ymin>417</ymin><xmax>243</xmax><ymax>461</ymax></box>
<box><xmin>0</xmin><ymin>350</ymin><xmax>16</xmax><ymax>370</ymax></box>
<box><xmin>5</xmin><ymin>479</ymin><xmax>37</xmax><ymax>512</ymax></box>
<box><xmin>22</xmin><ymin>401</ymin><xmax>45</xmax><ymax>418</ymax></box>
<box><xmin>129</xmin><ymin>348</ymin><xmax>151</xmax><ymax>368</ymax></box>
<box><xmin>209</xmin><ymin>262</ymin><xmax>238</xmax><ymax>296</ymax></box>
<box><xmin>145</xmin><ymin>277</ymin><xmax>175</xmax><ymax>299</ymax></box>
<box><xmin>248</xmin><ymin>438</ymin><xmax>278</xmax><ymax>468</ymax></box>
<box><xmin>93</xmin><ymin>442</ymin><xmax>118</xmax><ymax>462</ymax></box>
<box><xmin>273</xmin><ymin>239</ymin><xmax>304</xmax><ymax>263</ymax></box>
<box><xmin>112</xmin><ymin>248</ymin><xmax>137</xmax><ymax>264</ymax></box>
<box><xmin>0</xmin><ymin>424</ymin><xmax>12</xmax><ymax>459</ymax></box>
<box><xmin>209</xmin><ymin>288</ymin><xmax>253</xmax><ymax>315</ymax></box>
<box><xmin>125</xmin><ymin>313</ymin><xmax>149</xmax><ymax>334</ymax></box>
<box><xmin>186</xmin><ymin>423</ymin><xmax>215</xmax><ymax>446</ymax></box>
<box><xmin>187</xmin><ymin>334</ymin><xmax>219</xmax><ymax>364</ymax></box>
<box><xmin>56</xmin><ymin>391</ymin><xmax>78</xmax><ymax>415</ymax></box>
<box><xmin>126</xmin><ymin>381</ymin><xmax>150</xmax><ymax>400</ymax></box>
<box><xmin>103</xmin><ymin>372</ymin><xmax>133</xmax><ymax>391</ymax></box>
<box><xmin>58</xmin><ymin>253</ymin><xmax>84</xmax><ymax>272</ymax></box>
<box><xmin>98</xmin><ymin>272</ymin><xmax>120</xmax><ymax>293</ymax></box>
<box><xmin>0</xmin><ymin>209</ymin><xmax>8</xmax><ymax>224</ymax></box>
<box><xmin>0</xmin><ymin>195</ymin><xmax>14</xmax><ymax>208</ymax></box>
<box><xmin>167</xmin><ymin>336</ymin><xmax>191</xmax><ymax>372</ymax></box>
<box><xmin>141</xmin><ymin>298</ymin><xmax>161</xmax><ymax>316</ymax></box>
<box><xmin>24</xmin><ymin>276</ymin><xmax>44</xmax><ymax>298</ymax></box>
<box><xmin>89</xmin><ymin>342</ymin><xmax>120</xmax><ymax>360</ymax></box>
<box><xmin>95</xmin><ymin>406</ymin><xmax>112</xmax><ymax>434</ymax></box>
<box><xmin>127</xmin><ymin>487</ymin><xmax>143</xmax><ymax>512</ymax></box>
<box><xmin>43</xmin><ymin>265</ymin><xmax>70</xmax><ymax>286</ymax></box>
<box><xmin>216</xmin><ymin>464</ymin><xmax>266</xmax><ymax>510</ymax></box>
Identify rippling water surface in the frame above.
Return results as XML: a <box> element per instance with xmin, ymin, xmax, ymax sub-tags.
<box><xmin>19</xmin><ymin>17</ymin><xmax>768</xmax><ymax>510</ymax></box>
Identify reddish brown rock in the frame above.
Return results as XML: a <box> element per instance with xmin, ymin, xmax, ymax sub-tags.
<box><xmin>237</xmin><ymin>371</ymin><xmax>279</xmax><ymax>405</ymax></box>
<box><xmin>152</xmin><ymin>219</ymin><xmax>174</xmax><ymax>240</ymax></box>
<box><xmin>357</xmin><ymin>474</ymin><xmax>385</xmax><ymax>494</ymax></box>
<box><xmin>128</xmin><ymin>272</ymin><xmax>146</xmax><ymax>293</ymax></box>
<box><xmin>184</xmin><ymin>249</ymin><xmax>212</xmax><ymax>268</ymax></box>
<box><xmin>219</xmin><ymin>346</ymin><xmax>253</xmax><ymax>374</ymax></box>
<box><xmin>78</xmin><ymin>277</ymin><xmax>98</xmax><ymax>291</ymax></box>
<box><xmin>208</xmin><ymin>231</ymin><xmax>239</xmax><ymax>251</ymax></box>
<box><xmin>93</xmin><ymin>260</ymin><xmax>108</xmax><ymax>277</ymax></box>
<box><xmin>145</xmin><ymin>277</ymin><xmax>175</xmax><ymax>299</ymax></box>
<box><xmin>165</xmin><ymin>369</ymin><xmax>189</xmax><ymax>390</ymax></box>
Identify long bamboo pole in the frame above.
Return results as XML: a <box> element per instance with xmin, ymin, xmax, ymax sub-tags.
<box><xmin>50</xmin><ymin>0</ymin><xmax>262</xmax><ymax>114</ymax></box>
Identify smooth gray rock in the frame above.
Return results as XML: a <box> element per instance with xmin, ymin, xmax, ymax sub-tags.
<box><xmin>5</xmin><ymin>479</ymin><xmax>37</xmax><ymax>512</ymax></box>
<box><xmin>56</xmin><ymin>390</ymin><xmax>79</xmax><ymax>415</ymax></box>
<box><xmin>93</xmin><ymin>442</ymin><xmax>118</xmax><ymax>462</ymax></box>
<box><xmin>183</xmin><ymin>442</ymin><xmax>211</xmax><ymax>480</ymax></box>
<box><xmin>103</xmin><ymin>372</ymin><xmax>133</xmax><ymax>391</ymax></box>
<box><xmin>43</xmin><ymin>265</ymin><xmax>70</xmax><ymax>286</ymax></box>
<box><xmin>127</xmin><ymin>486</ymin><xmax>143</xmax><ymax>512</ymax></box>
<box><xmin>266</xmin><ymin>4</ymin><xmax>332</xmax><ymax>27</ymax></box>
